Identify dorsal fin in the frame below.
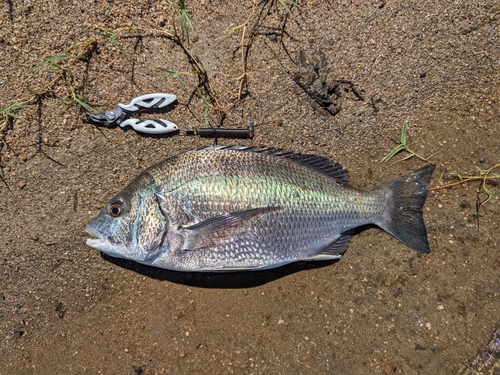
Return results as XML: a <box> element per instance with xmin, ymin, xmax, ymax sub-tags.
<box><xmin>191</xmin><ymin>145</ymin><xmax>350</xmax><ymax>185</ymax></box>
<box><xmin>277</xmin><ymin>152</ymin><xmax>349</xmax><ymax>185</ymax></box>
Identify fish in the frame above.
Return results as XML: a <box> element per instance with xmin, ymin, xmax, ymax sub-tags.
<box><xmin>85</xmin><ymin>145</ymin><xmax>435</xmax><ymax>272</ymax></box>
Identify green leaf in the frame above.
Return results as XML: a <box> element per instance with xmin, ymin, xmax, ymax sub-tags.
<box><xmin>72</xmin><ymin>94</ymin><xmax>96</xmax><ymax>112</ymax></box>
<box><xmin>157</xmin><ymin>67</ymin><xmax>188</xmax><ymax>87</ymax></box>
<box><xmin>381</xmin><ymin>143</ymin><xmax>405</xmax><ymax>163</ymax></box>
<box><xmin>278</xmin><ymin>0</ymin><xmax>302</xmax><ymax>17</ymax></box>
<box><xmin>82</xmin><ymin>27</ymin><xmax>124</xmax><ymax>51</ymax></box>
<box><xmin>30</xmin><ymin>53</ymin><xmax>82</xmax><ymax>71</ymax></box>
<box><xmin>0</xmin><ymin>102</ymin><xmax>30</xmax><ymax>122</ymax></box>
<box><xmin>400</xmin><ymin>120</ymin><xmax>408</xmax><ymax>145</ymax></box>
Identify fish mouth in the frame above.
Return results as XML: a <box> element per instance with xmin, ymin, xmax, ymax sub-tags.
<box><xmin>85</xmin><ymin>225</ymin><xmax>109</xmax><ymax>249</ymax></box>
<box><xmin>85</xmin><ymin>224</ymin><xmax>124</xmax><ymax>258</ymax></box>
<box><xmin>85</xmin><ymin>224</ymin><xmax>147</xmax><ymax>261</ymax></box>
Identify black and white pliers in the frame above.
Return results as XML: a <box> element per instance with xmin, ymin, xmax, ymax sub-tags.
<box><xmin>83</xmin><ymin>92</ymin><xmax>254</xmax><ymax>138</ymax></box>
<box><xmin>83</xmin><ymin>93</ymin><xmax>178</xmax><ymax>135</ymax></box>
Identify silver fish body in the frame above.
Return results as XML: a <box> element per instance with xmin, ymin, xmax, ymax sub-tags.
<box><xmin>86</xmin><ymin>146</ymin><xmax>435</xmax><ymax>271</ymax></box>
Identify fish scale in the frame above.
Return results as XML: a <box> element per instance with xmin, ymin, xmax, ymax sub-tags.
<box><xmin>86</xmin><ymin>146</ymin><xmax>435</xmax><ymax>272</ymax></box>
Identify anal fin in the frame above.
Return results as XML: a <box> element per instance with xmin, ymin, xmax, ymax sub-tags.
<box><xmin>307</xmin><ymin>232</ymin><xmax>352</xmax><ymax>261</ymax></box>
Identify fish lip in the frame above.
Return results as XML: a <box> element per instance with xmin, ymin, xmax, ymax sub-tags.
<box><xmin>85</xmin><ymin>224</ymin><xmax>104</xmax><ymax>240</ymax></box>
<box><xmin>85</xmin><ymin>225</ymin><xmax>103</xmax><ymax>239</ymax></box>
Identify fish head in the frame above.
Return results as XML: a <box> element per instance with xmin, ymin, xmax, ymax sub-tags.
<box><xmin>85</xmin><ymin>174</ymin><xmax>166</xmax><ymax>263</ymax></box>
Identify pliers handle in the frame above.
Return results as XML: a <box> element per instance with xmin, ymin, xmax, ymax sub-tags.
<box><xmin>83</xmin><ymin>93</ymin><xmax>178</xmax><ymax>135</ymax></box>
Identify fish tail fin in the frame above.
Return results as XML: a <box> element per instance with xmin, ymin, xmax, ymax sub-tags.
<box><xmin>377</xmin><ymin>165</ymin><xmax>435</xmax><ymax>254</ymax></box>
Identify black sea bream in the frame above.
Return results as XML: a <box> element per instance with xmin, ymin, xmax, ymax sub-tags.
<box><xmin>86</xmin><ymin>146</ymin><xmax>435</xmax><ymax>271</ymax></box>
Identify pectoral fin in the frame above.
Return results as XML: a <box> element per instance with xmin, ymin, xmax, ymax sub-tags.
<box><xmin>179</xmin><ymin>207</ymin><xmax>280</xmax><ymax>251</ymax></box>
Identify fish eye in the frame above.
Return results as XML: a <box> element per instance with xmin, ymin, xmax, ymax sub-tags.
<box><xmin>108</xmin><ymin>201</ymin><xmax>124</xmax><ymax>217</ymax></box>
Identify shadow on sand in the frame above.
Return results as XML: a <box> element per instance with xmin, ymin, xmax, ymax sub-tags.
<box><xmin>101</xmin><ymin>253</ymin><xmax>339</xmax><ymax>289</ymax></box>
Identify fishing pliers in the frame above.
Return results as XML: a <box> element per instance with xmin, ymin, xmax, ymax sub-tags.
<box><xmin>83</xmin><ymin>92</ymin><xmax>254</xmax><ymax>139</ymax></box>
<box><xmin>83</xmin><ymin>93</ymin><xmax>179</xmax><ymax>135</ymax></box>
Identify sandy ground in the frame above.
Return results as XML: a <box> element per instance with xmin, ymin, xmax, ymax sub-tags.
<box><xmin>1</xmin><ymin>1</ymin><xmax>499</xmax><ymax>374</ymax></box>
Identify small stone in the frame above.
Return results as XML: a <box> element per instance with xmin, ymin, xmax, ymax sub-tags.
<box><xmin>18</xmin><ymin>180</ymin><xmax>27</xmax><ymax>189</ymax></box>
<box><xmin>383</xmin><ymin>361</ymin><xmax>395</xmax><ymax>374</ymax></box>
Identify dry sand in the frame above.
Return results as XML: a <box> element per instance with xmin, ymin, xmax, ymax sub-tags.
<box><xmin>1</xmin><ymin>1</ymin><xmax>499</xmax><ymax>374</ymax></box>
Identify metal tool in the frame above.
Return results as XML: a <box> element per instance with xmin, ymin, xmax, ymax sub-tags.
<box><xmin>83</xmin><ymin>93</ymin><xmax>178</xmax><ymax>135</ymax></box>
<box><xmin>83</xmin><ymin>93</ymin><xmax>254</xmax><ymax>139</ymax></box>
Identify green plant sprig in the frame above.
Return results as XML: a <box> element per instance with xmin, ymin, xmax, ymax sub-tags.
<box><xmin>30</xmin><ymin>53</ymin><xmax>83</xmax><ymax>72</ymax></box>
<box><xmin>0</xmin><ymin>29</ymin><xmax>110</xmax><ymax>126</ymax></box>
<box><xmin>381</xmin><ymin>121</ymin><xmax>430</xmax><ymax>163</ymax></box>
<box><xmin>430</xmin><ymin>163</ymin><xmax>500</xmax><ymax>204</ymax></box>
<box><xmin>178</xmin><ymin>0</ymin><xmax>196</xmax><ymax>44</ymax></box>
